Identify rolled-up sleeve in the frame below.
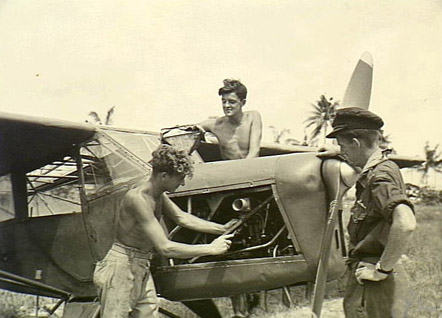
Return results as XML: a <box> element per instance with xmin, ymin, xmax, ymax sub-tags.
<box><xmin>371</xmin><ymin>174</ymin><xmax>414</xmax><ymax>222</ymax></box>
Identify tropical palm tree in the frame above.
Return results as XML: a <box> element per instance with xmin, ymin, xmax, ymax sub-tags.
<box><xmin>86</xmin><ymin>106</ymin><xmax>116</xmax><ymax>125</ymax></box>
<box><xmin>268</xmin><ymin>126</ymin><xmax>301</xmax><ymax>145</ymax></box>
<box><xmin>419</xmin><ymin>142</ymin><xmax>442</xmax><ymax>185</ymax></box>
<box><xmin>304</xmin><ymin>95</ymin><xmax>339</xmax><ymax>145</ymax></box>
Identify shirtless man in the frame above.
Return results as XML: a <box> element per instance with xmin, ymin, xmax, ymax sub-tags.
<box><xmin>93</xmin><ymin>144</ymin><xmax>236</xmax><ymax>318</ymax></box>
<box><xmin>198</xmin><ymin>79</ymin><xmax>262</xmax><ymax>160</ymax></box>
<box><xmin>199</xmin><ymin>79</ymin><xmax>262</xmax><ymax>317</ymax></box>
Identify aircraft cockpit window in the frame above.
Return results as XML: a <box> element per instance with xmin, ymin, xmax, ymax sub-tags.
<box><xmin>102</xmin><ymin>129</ymin><xmax>160</xmax><ymax>164</ymax></box>
<box><xmin>0</xmin><ymin>175</ymin><xmax>14</xmax><ymax>221</ymax></box>
<box><xmin>80</xmin><ymin>129</ymin><xmax>159</xmax><ymax>196</ymax></box>
<box><xmin>26</xmin><ymin>156</ymin><xmax>81</xmax><ymax>217</ymax></box>
<box><xmin>80</xmin><ymin>128</ymin><xmax>204</xmax><ymax>197</ymax></box>
<box><xmin>80</xmin><ymin>141</ymin><xmax>115</xmax><ymax>195</ymax></box>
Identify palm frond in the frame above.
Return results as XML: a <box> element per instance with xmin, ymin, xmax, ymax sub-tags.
<box><xmin>105</xmin><ymin>106</ymin><xmax>116</xmax><ymax>125</ymax></box>
<box><xmin>304</xmin><ymin>121</ymin><xmax>317</xmax><ymax>129</ymax></box>
<box><xmin>310</xmin><ymin>124</ymin><xmax>323</xmax><ymax>141</ymax></box>
<box><xmin>310</xmin><ymin>103</ymin><xmax>323</xmax><ymax>114</ymax></box>
<box><xmin>304</xmin><ymin>115</ymin><xmax>322</xmax><ymax>124</ymax></box>
<box><xmin>88</xmin><ymin>111</ymin><xmax>102</xmax><ymax>125</ymax></box>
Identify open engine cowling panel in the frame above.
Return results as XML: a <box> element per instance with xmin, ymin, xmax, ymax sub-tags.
<box><xmin>167</xmin><ymin>187</ymin><xmax>297</xmax><ymax>265</ymax></box>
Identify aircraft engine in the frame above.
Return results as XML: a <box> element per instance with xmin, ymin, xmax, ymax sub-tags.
<box><xmin>153</xmin><ymin>153</ymin><xmax>348</xmax><ymax>300</ymax></box>
<box><xmin>164</xmin><ymin>187</ymin><xmax>297</xmax><ymax>266</ymax></box>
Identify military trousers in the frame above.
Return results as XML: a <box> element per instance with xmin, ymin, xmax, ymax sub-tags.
<box><xmin>93</xmin><ymin>243</ymin><xmax>158</xmax><ymax>318</ymax></box>
<box><xmin>343</xmin><ymin>261</ymin><xmax>410</xmax><ymax>318</ymax></box>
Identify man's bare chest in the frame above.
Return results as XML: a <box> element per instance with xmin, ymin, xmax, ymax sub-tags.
<box><xmin>214</xmin><ymin>121</ymin><xmax>252</xmax><ymax>146</ymax></box>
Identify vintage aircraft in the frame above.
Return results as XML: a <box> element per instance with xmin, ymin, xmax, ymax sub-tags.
<box><xmin>0</xmin><ymin>53</ymin><xmax>423</xmax><ymax>317</ymax></box>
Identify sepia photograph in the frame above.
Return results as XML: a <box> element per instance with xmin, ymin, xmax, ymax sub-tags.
<box><xmin>0</xmin><ymin>1</ymin><xmax>441</xmax><ymax>317</ymax></box>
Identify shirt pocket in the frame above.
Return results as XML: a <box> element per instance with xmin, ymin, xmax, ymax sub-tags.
<box><xmin>352</xmin><ymin>200</ymin><xmax>369</xmax><ymax>223</ymax></box>
<box><xmin>348</xmin><ymin>200</ymin><xmax>368</xmax><ymax>241</ymax></box>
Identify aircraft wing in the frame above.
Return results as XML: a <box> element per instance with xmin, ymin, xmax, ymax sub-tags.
<box><xmin>198</xmin><ymin>140</ymin><xmax>423</xmax><ymax>168</ymax></box>
<box><xmin>197</xmin><ymin>140</ymin><xmax>317</xmax><ymax>161</ymax></box>
<box><xmin>0</xmin><ymin>111</ymin><xmax>95</xmax><ymax>176</ymax></box>
<box><xmin>259</xmin><ymin>142</ymin><xmax>317</xmax><ymax>156</ymax></box>
<box><xmin>387</xmin><ymin>154</ymin><xmax>425</xmax><ymax>169</ymax></box>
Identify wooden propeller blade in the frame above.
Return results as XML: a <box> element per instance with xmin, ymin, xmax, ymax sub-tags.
<box><xmin>311</xmin><ymin>160</ymin><xmax>357</xmax><ymax>317</ymax></box>
<box><xmin>341</xmin><ymin>52</ymin><xmax>373</xmax><ymax>110</ymax></box>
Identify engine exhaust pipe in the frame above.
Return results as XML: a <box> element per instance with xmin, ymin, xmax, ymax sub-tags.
<box><xmin>232</xmin><ymin>198</ymin><xmax>251</xmax><ymax>212</ymax></box>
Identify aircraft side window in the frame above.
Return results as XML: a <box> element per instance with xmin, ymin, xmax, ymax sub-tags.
<box><xmin>26</xmin><ymin>156</ymin><xmax>82</xmax><ymax>217</ymax></box>
<box><xmin>0</xmin><ymin>174</ymin><xmax>15</xmax><ymax>221</ymax></box>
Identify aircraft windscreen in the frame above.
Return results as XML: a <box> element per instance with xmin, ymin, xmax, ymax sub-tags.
<box><xmin>103</xmin><ymin>129</ymin><xmax>160</xmax><ymax>163</ymax></box>
<box><xmin>80</xmin><ymin>129</ymin><xmax>159</xmax><ymax>196</ymax></box>
<box><xmin>81</xmin><ymin>128</ymin><xmax>203</xmax><ymax>197</ymax></box>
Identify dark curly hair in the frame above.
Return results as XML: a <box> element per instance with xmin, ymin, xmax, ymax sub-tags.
<box><xmin>150</xmin><ymin>144</ymin><xmax>193</xmax><ymax>177</ymax></box>
<box><xmin>218</xmin><ymin>79</ymin><xmax>247</xmax><ymax>101</ymax></box>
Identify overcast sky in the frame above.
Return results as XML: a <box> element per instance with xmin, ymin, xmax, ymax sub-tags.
<box><xmin>0</xmin><ymin>0</ymin><xmax>441</xmax><ymax>157</ymax></box>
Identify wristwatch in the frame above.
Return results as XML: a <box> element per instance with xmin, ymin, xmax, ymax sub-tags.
<box><xmin>375</xmin><ymin>262</ymin><xmax>393</xmax><ymax>275</ymax></box>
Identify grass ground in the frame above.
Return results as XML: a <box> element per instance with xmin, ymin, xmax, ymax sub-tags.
<box><xmin>401</xmin><ymin>204</ymin><xmax>442</xmax><ymax>317</ymax></box>
<box><xmin>1</xmin><ymin>203</ymin><xmax>441</xmax><ymax>317</ymax></box>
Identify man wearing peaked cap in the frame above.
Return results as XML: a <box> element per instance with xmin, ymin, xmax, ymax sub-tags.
<box><xmin>320</xmin><ymin>107</ymin><xmax>416</xmax><ymax>317</ymax></box>
<box><xmin>326</xmin><ymin>107</ymin><xmax>384</xmax><ymax>138</ymax></box>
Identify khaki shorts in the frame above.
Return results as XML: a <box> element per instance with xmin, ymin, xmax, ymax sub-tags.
<box><xmin>93</xmin><ymin>243</ymin><xmax>158</xmax><ymax>318</ymax></box>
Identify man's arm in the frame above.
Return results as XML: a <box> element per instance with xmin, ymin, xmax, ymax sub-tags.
<box><xmin>355</xmin><ymin>203</ymin><xmax>416</xmax><ymax>283</ymax></box>
<box><xmin>198</xmin><ymin>118</ymin><xmax>217</xmax><ymax>133</ymax></box>
<box><xmin>245</xmin><ymin>111</ymin><xmax>262</xmax><ymax>158</ymax></box>
<box><xmin>378</xmin><ymin>203</ymin><xmax>416</xmax><ymax>270</ymax></box>
<box><xmin>162</xmin><ymin>193</ymin><xmax>235</xmax><ymax>234</ymax></box>
<box><xmin>126</xmin><ymin>193</ymin><xmax>232</xmax><ymax>259</ymax></box>
<box><xmin>316</xmin><ymin>144</ymin><xmax>341</xmax><ymax>157</ymax></box>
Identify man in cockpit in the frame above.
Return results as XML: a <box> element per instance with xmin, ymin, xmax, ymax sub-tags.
<box><xmin>198</xmin><ymin>79</ymin><xmax>262</xmax><ymax>317</ymax></box>
<box><xmin>93</xmin><ymin>144</ymin><xmax>236</xmax><ymax>318</ymax></box>
<box><xmin>198</xmin><ymin>79</ymin><xmax>262</xmax><ymax>160</ymax></box>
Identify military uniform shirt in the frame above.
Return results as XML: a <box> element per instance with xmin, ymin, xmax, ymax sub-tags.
<box><xmin>348</xmin><ymin>149</ymin><xmax>414</xmax><ymax>260</ymax></box>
